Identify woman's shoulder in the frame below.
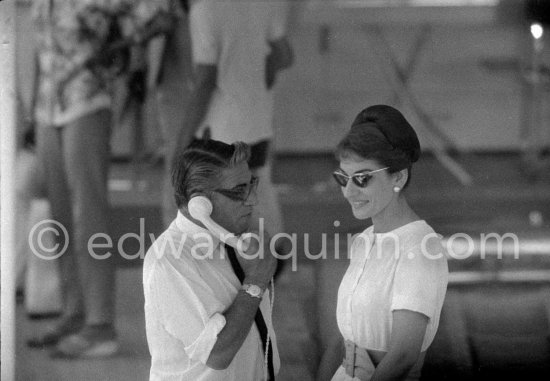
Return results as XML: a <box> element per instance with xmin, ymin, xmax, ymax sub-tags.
<box><xmin>399</xmin><ymin>221</ymin><xmax>448</xmax><ymax>268</ymax></box>
<box><xmin>396</xmin><ymin>220</ymin><xmax>438</xmax><ymax>239</ymax></box>
<box><xmin>394</xmin><ymin>220</ymin><xmax>445</xmax><ymax>253</ymax></box>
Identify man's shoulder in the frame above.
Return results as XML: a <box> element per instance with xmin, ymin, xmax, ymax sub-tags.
<box><xmin>145</xmin><ymin>226</ymin><xmax>194</xmax><ymax>263</ymax></box>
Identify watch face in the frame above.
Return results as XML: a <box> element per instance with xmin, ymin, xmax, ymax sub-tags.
<box><xmin>246</xmin><ymin>284</ymin><xmax>262</xmax><ymax>297</ymax></box>
<box><xmin>249</xmin><ymin>285</ymin><xmax>261</xmax><ymax>296</ymax></box>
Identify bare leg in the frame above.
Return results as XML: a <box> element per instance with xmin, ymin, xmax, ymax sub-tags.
<box><xmin>63</xmin><ymin>109</ymin><xmax>114</xmax><ymax>325</ymax></box>
<box><xmin>36</xmin><ymin>126</ymin><xmax>84</xmax><ymax>320</ymax></box>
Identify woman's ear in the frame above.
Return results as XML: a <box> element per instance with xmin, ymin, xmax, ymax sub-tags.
<box><xmin>394</xmin><ymin>169</ymin><xmax>408</xmax><ymax>189</ymax></box>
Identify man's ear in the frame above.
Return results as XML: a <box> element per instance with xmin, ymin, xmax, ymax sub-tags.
<box><xmin>189</xmin><ymin>192</ymin><xmax>206</xmax><ymax>201</ymax></box>
<box><xmin>187</xmin><ymin>192</ymin><xmax>210</xmax><ymax>209</ymax></box>
<box><xmin>188</xmin><ymin>194</ymin><xmax>214</xmax><ymax>221</ymax></box>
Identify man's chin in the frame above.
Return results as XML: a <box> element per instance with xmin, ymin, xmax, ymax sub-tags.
<box><xmin>235</xmin><ymin>223</ymin><xmax>250</xmax><ymax>236</ymax></box>
<box><xmin>238</xmin><ymin>214</ymin><xmax>254</xmax><ymax>232</ymax></box>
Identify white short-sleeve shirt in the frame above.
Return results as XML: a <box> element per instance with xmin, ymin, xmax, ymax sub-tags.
<box><xmin>143</xmin><ymin>212</ymin><xmax>279</xmax><ymax>381</ymax></box>
<box><xmin>336</xmin><ymin>220</ymin><xmax>448</xmax><ymax>353</ymax></box>
<box><xmin>189</xmin><ymin>0</ymin><xmax>287</xmax><ymax>144</ymax></box>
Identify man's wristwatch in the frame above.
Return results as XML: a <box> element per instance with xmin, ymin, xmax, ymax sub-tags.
<box><xmin>242</xmin><ymin>283</ymin><xmax>263</xmax><ymax>299</ymax></box>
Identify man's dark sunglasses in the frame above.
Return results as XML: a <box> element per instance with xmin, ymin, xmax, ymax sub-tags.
<box><xmin>332</xmin><ymin>167</ymin><xmax>389</xmax><ymax>188</ymax></box>
<box><xmin>213</xmin><ymin>175</ymin><xmax>259</xmax><ymax>202</ymax></box>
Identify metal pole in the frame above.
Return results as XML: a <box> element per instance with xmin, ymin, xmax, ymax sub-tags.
<box><xmin>0</xmin><ymin>0</ymin><xmax>18</xmax><ymax>380</ymax></box>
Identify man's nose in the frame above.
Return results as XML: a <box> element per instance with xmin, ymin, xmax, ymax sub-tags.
<box><xmin>245</xmin><ymin>188</ymin><xmax>258</xmax><ymax>206</ymax></box>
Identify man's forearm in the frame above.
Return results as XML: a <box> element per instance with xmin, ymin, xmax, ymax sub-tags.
<box><xmin>175</xmin><ymin>67</ymin><xmax>217</xmax><ymax>150</ymax></box>
<box><xmin>206</xmin><ymin>290</ymin><xmax>263</xmax><ymax>370</ymax></box>
<box><xmin>134</xmin><ymin>12</ymin><xmax>176</xmax><ymax>45</ymax></box>
<box><xmin>265</xmin><ymin>37</ymin><xmax>293</xmax><ymax>89</ymax></box>
<box><xmin>176</xmin><ymin>88</ymin><xmax>211</xmax><ymax>149</ymax></box>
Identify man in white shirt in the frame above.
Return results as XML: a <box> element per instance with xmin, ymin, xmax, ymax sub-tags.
<box><xmin>175</xmin><ymin>0</ymin><xmax>294</xmax><ymax>242</ymax></box>
<box><xmin>143</xmin><ymin>139</ymin><xmax>280</xmax><ymax>380</ymax></box>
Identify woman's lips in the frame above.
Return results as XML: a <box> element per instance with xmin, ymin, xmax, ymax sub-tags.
<box><xmin>351</xmin><ymin>200</ymin><xmax>369</xmax><ymax>208</ymax></box>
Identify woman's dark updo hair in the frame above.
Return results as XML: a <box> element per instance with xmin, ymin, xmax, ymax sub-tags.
<box><xmin>336</xmin><ymin>105</ymin><xmax>421</xmax><ymax>189</ymax></box>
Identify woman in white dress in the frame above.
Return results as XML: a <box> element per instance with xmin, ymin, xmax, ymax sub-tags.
<box><xmin>319</xmin><ymin>105</ymin><xmax>449</xmax><ymax>381</ymax></box>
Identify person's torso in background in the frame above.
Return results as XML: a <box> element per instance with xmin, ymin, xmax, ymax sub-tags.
<box><xmin>32</xmin><ymin>0</ymin><xmax>174</xmax><ymax>127</ymax></box>
<box><xmin>156</xmin><ymin>7</ymin><xmax>193</xmax><ymax>98</ymax></box>
<box><xmin>32</xmin><ymin>0</ymin><xmax>118</xmax><ymax>127</ymax></box>
<box><xmin>192</xmin><ymin>0</ymin><xmax>286</xmax><ymax>144</ymax></box>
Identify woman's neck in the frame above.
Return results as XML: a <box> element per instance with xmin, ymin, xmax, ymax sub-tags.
<box><xmin>371</xmin><ymin>195</ymin><xmax>420</xmax><ymax>234</ymax></box>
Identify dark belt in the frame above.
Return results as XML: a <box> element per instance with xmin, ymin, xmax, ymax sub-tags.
<box><xmin>343</xmin><ymin>340</ymin><xmax>425</xmax><ymax>381</ymax></box>
<box><xmin>343</xmin><ymin>340</ymin><xmax>375</xmax><ymax>380</ymax></box>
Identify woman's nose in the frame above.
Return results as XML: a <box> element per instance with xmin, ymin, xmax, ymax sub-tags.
<box><xmin>342</xmin><ymin>180</ymin><xmax>358</xmax><ymax>199</ymax></box>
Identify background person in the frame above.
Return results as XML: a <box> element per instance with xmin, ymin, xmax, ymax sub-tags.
<box><xmin>26</xmin><ymin>0</ymin><xmax>179</xmax><ymax>359</ymax></box>
<box><xmin>143</xmin><ymin>139</ymin><xmax>279</xmax><ymax>380</ymax></box>
<box><xmin>15</xmin><ymin>126</ymin><xmax>62</xmax><ymax>317</ymax></box>
<box><xmin>174</xmin><ymin>0</ymin><xmax>294</xmax><ymax>244</ymax></box>
<box><xmin>146</xmin><ymin>0</ymin><xmax>194</xmax><ymax>227</ymax></box>
<box><xmin>318</xmin><ymin>105</ymin><xmax>449</xmax><ymax>381</ymax></box>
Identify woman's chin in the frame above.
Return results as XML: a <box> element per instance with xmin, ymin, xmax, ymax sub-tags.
<box><xmin>352</xmin><ymin>208</ymin><xmax>371</xmax><ymax>220</ymax></box>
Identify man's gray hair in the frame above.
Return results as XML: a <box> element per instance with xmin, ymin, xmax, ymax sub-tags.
<box><xmin>172</xmin><ymin>139</ymin><xmax>251</xmax><ymax>208</ymax></box>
